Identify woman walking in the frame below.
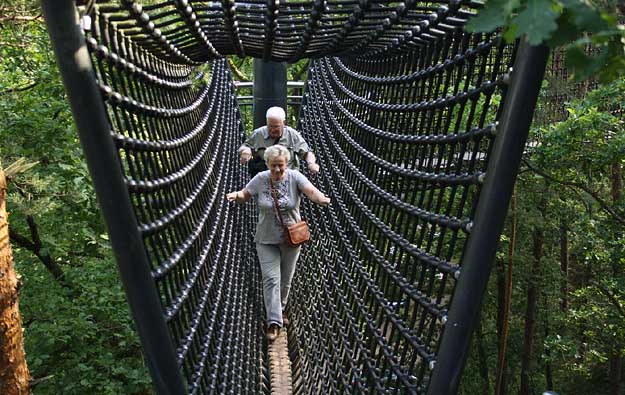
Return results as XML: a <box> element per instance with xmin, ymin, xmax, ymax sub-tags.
<box><xmin>226</xmin><ymin>145</ymin><xmax>331</xmax><ymax>341</ymax></box>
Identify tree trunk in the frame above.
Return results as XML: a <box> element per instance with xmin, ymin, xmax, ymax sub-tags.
<box><xmin>609</xmin><ymin>352</ymin><xmax>622</xmax><ymax>395</ymax></box>
<box><xmin>495</xmin><ymin>189</ymin><xmax>516</xmax><ymax>395</ymax></box>
<box><xmin>476</xmin><ymin>321</ymin><xmax>490</xmax><ymax>395</ymax></box>
<box><xmin>543</xmin><ymin>291</ymin><xmax>553</xmax><ymax>391</ymax></box>
<box><xmin>0</xmin><ymin>167</ymin><xmax>31</xmax><ymax>394</ymax></box>
<box><xmin>608</xmin><ymin>162</ymin><xmax>622</xmax><ymax>395</ymax></box>
<box><xmin>520</xmin><ymin>227</ymin><xmax>543</xmax><ymax>395</ymax></box>
<box><xmin>495</xmin><ymin>258</ymin><xmax>508</xmax><ymax>395</ymax></box>
<box><xmin>611</xmin><ymin>162</ymin><xmax>622</xmax><ymax>203</ymax></box>
<box><xmin>559</xmin><ymin>221</ymin><xmax>568</xmax><ymax>312</ymax></box>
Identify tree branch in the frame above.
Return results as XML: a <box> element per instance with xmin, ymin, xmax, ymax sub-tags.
<box><xmin>292</xmin><ymin>60</ymin><xmax>310</xmax><ymax>81</ymax></box>
<box><xmin>8</xmin><ymin>229</ymin><xmax>36</xmax><ymax>251</ymax></box>
<box><xmin>0</xmin><ymin>81</ymin><xmax>37</xmax><ymax>96</ymax></box>
<box><xmin>29</xmin><ymin>375</ymin><xmax>54</xmax><ymax>389</ymax></box>
<box><xmin>26</xmin><ymin>216</ymin><xmax>41</xmax><ymax>249</ymax></box>
<box><xmin>227</xmin><ymin>57</ymin><xmax>250</xmax><ymax>81</ymax></box>
<box><xmin>0</xmin><ymin>15</ymin><xmax>43</xmax><ymax>23</ymax></box>
<box><xmin>8</xmin><ymin>216</ymin><xmax>67</xmax><ymax>286</ymax></box>
<box><xmin>592</xmin><ymin>281</ymin><xmax>625</xmax><ymax>321</ymax></box>
<box><xmin>523</xmin><ymin>159</ymin><xmax>625</xmax><ymax>225</ymax></box>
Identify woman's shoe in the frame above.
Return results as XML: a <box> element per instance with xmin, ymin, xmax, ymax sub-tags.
<box><xmin>266</xmin><ymin>323</ymin><xmax>280</xmax><ymax>341</ymax></box>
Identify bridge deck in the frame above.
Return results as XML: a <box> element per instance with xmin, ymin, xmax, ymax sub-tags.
<box><xmin>268</xmin><ymin>327</ymin><xmax>293</xmax><ymax>394</ymax></box>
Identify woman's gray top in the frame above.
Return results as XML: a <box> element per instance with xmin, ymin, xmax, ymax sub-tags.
<box><xmin>246</xmin><ymin>169</ymin><xmax>312</xmax><ymax>244</ymax></box>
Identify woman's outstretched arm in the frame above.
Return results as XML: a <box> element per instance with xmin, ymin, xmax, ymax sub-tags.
<box><xmin>302</xmin><ymin>183</ymin><xmax>331</xmax><ymax>206</ymax></box>
<box><xmin>226</xmin><ymin>188</ymin><xmax>252</xmax><ymax>204</ymax></box>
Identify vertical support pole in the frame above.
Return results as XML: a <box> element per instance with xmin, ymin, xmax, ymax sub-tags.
<box><xmin>41</xmin><ymin>2</ymin><xmax>186</xmax><ymax>394</ymax></box>
<box><xmin>427</xmin><ymin>39</ymin><xmax>550</xmax><ymax>394</ymax></box>
<box><xmin>253</xmin><ymin>59</ymin><xmax>287</xmax><ymax>128</ymax></box>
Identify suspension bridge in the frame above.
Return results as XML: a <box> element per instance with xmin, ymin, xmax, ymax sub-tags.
<box><xmin>42</xmin><ymin>0</ymin><xmax>549</xmax><ymax>393</ymax></box>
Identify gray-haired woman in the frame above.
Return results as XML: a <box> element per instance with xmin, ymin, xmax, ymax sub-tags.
<box><xmin>226</xmin><ymin>144</ymin><xmax>331</xmax><ymax>341</ymax></box>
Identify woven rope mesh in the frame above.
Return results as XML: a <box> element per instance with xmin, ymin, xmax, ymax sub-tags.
<box><xmin>533</xmin><ymin>48</ymin><xmax>599</xmax><ymax>126</ymax></box>
<box><xmin>85</xmin><ymin>8</ymin><xmax>265</xmax><ymax>393</ymax></box>
<box><xmin>293</xmin><ymin>35</ymin><xmax>515</xmax><ymax>393</ymax></box>
<box><xmin>75</xmin><ymin>1</ymin><xmax>522</xmax><ymax>393</ymax></box>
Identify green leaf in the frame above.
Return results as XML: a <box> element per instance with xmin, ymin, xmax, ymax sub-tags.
<box><xmin>512</xmin><ymin>0</ymin><xmax>560</xmax><ymax>45</ymax></box>
<box><xmin>465</xmin><ymin>0</ymin><xmax>514</xmax><ymax>33</ymax></box>
<box><xmin>565</xmin><ymin>42</ymin><xmax>615</xmax><ymax>82</ymax></box>
<box><xmin>548</xmin><ymin>10</ymin><xmax>582</xmax><ymax>47</ymax></box>
<box><xmin>568</xmin><ymin>2</ymin><xmax>609</xmax><ymax>32</ymax></box>
<box><xmin>502</xmin><ymin>0</ymin><xmax>521</xmax><ymax>15</ymax></box>
<box><xmin>503</xmin><ymin>24</ymin><xmax>519</xmax><ymax>43</ymax></box>
<box><xmin>564</xmin><ymin>45</ymin><xmax>591</xmax><ymax>77</ymax></box>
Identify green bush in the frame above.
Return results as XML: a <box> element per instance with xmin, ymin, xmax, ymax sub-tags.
<box><xmin>15</xmin><ymin>251</ymin><xmax>153</xmax><ymax>394</ymax></box>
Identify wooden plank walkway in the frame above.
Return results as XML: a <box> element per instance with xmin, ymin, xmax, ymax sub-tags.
<box><xmin>268</xmin><ymin>327</ymin><xmax>293</xmax><ymax>394</ymax></box>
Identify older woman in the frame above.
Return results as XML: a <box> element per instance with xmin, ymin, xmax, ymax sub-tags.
<box><xmin>226</xmin><ymin>144</ymin><xmax>331</xmax><ymax>341</ymax></box>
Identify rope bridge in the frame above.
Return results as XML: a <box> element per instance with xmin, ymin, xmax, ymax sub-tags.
<box><xmin>43</xmin><ymin>1</ymin><xmax>549</xmax><ymax>393</ymax></box>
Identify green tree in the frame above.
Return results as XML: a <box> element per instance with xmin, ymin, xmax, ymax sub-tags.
<box><xmin>461</xmin><ymin>76</ymin><xmax>625</xmax><ymax>395</ymax></box>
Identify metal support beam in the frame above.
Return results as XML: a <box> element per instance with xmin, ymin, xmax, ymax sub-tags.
<box><xmin>253</xmin><ymin>59</ymin><xmax>287</xmax><ymax>128</ymax></box>
<box><xmin>41</xmin><ymin>2</ymin><xmax>186</xmax><ymax>394</ymax></box>
<box><xmin>427</xmin><ymin>39</ymin><xmax>550</xmax><ymax>395</ymax></box>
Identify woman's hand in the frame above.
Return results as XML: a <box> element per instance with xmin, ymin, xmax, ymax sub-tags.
<box><xmin>226</xmin><ymin>189</ymin><xmax>251</xmax><ymax>204</ymax></box>
<box><xmin>303</xmin><ymin>183</ymin><xmax>331</xmax><ymax>206</ymax></box>
<box><xmin>317</xmin><ymin>193</ymin><xmax>331</xmax><ymax>206</ymax></box>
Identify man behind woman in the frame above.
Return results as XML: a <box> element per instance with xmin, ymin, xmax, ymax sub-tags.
<box><xmin>226</xmin><ymin>144</ymin><xmax>330</xmax><ymax>341</ymax></box>
<box><xmin>238</xmin><ymin>106</ymin><xmax>320</xmax><ymax>177</ymax></box>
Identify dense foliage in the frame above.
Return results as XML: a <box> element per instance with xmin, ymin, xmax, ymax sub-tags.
<box><xmin>460</xmin><ymin>76</ymin><xmax>624</xmax><ymax>394</ymax></box>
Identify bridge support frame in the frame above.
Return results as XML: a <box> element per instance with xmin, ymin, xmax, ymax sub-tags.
<box><xmin>427</xmin><ymin>38</ymin><xmax>550</xmax><ymax>394</ymax></box>
<box><xmin>253</xmin><ymin>59</ymin><xmax>287</xmax><ymax>128</ymax></box>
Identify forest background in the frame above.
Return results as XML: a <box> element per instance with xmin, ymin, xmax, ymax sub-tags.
<box><xmin>0</xmin><ymin>1</ymin><xmax>624</xmax><ymax>394</ymax></box>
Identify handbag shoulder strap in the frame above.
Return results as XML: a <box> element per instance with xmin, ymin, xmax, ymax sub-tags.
<box><xmin>269</xmin><ymin>177</ymin><xmax>287</xmax><ymax>229</ymax></box>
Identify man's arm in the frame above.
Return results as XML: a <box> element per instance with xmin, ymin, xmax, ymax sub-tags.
<box><xmin>304</xmin><ymin>152</ymin><xmax>320</xmax><ymax>174</ymax></box>
<box><xmin>289</xmin><ymin>127</ymin><xmax>320</xmax><ymax>174</ymax></box>
<box><xmin>239</xmin><ymin>128</ymin><xmax>261</xmax><ymax>164</ymax></box>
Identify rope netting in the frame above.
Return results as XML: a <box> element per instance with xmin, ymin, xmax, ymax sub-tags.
<box><xmin>44</xmin><ymin>0</ymin><xmax>549</xmax><ymax>393</ymax></box>
<box><xmin>533</xmin><ymin>49</ymin><xmax>599</xmax><ymax>126</ymax></box>
<box><xmin>292</xmin><ymin>35</ymin><xmax>515</xmax><ymax>392</ymax></box>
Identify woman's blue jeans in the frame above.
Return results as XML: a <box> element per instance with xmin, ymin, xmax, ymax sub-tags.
<box><xmin>256</xmin><ymin>242</ymin><xmax>301</xmax><ymax>327</ymax></box>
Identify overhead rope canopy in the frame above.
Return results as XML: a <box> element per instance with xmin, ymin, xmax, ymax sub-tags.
<box><xmin>43</xmin><ymin>0</ymin><xmax>549</xmax><ymax>394</ymax></box>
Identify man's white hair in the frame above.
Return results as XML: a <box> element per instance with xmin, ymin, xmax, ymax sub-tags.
<box><xmin>264</xmin><ymin>144</ymin><xmax>291</xmax><ymax>164</ymax></box>
<box><xmin>266</xmin><ymin>106</ymin><xmax>286</xmax><ymax>121</ymax></box>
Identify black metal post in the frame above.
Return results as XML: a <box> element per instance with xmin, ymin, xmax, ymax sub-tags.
<box><xmin>41</xmin><ymin>2</ymin><xmax>186</xmax><ymax>394</ymax></box>
<box><xmin>427</xmin><ymin>39</ymin><xmax>550</xmax><ymax>394</ymax></box>
<box><xmin>253</xmin><ymin>59</ymin><xmax>287</xmax><ymax>128</ymax></box>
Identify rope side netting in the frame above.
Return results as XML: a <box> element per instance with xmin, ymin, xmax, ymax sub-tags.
<box><xmin>43</xmin><ymin>0</ymin><xmax>547</xmax><ymax>393</ymax></box>
<box><xmin>293</xmin><ymin>36</ymin><xmax>514</xmax><ymax>393</ymax></box>
<box><xmin>534</xmin><ymin>49</ymin><xmax>598</xmax><ymax>126</ymax></box>
<box><xmin>84</xmin><ymin>10</ymin><xmax>265</xmax><ymax>393</ymax></box>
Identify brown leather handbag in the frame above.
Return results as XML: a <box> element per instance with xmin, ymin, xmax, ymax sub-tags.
<box><xmin>270</xmin><ymin>178</ymin><xmax>310</xmax><ymax>247</ymax></box>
